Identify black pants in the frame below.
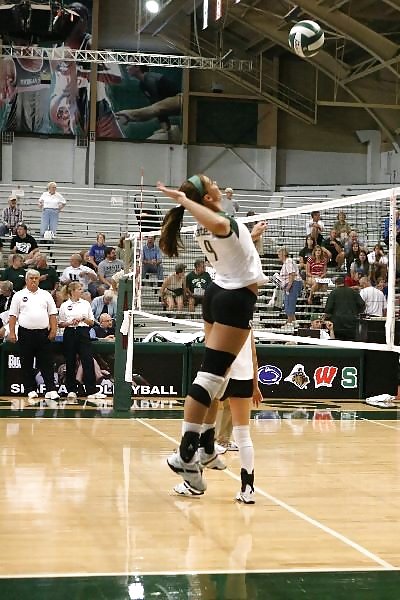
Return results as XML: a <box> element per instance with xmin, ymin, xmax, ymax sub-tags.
<box><xmin>62</xmin><ymin>327</ymin><xmax>96</xmax><ymax>395</ymax></box>
<box><xmin>18</xmin><ymin>327</ymin><xmax>56</xmax><ymax>395</ymax></box>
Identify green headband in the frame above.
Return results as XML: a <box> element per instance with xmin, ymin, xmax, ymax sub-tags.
<box><xmin>187</xmin><ymin>175</ymin><xmax>206</xmax><ymax>198</ymax></box>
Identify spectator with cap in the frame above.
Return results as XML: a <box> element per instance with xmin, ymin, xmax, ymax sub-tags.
<box><xmin>8</xmin><ymin>269</ymin><xmax>60</xmax><ymax>407</ymax></box>
<box><xmin>221</xmin><ymin>187</ymin><xmax>239</xmax><ymax>217</ymax></box>
<box><xmin>0</xmin><ymin>195</ymin><xmax>23</xmax><ymax>237</ymax></box>
<box><xmin>160</xmin><ymin>263</ymin><xmax>187</xmax><ymax>311</ymax></box>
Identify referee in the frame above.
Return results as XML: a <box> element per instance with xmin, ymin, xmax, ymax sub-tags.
<box><xmin>8</xmin><ymin>269</ymin><xmax>60</xmax><ymax>407</ymax></box>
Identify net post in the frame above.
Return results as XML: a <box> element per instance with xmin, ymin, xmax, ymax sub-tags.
<box><xmin>385</xmin><ymin>189</ymin><xmax>397</xmax><ymax>348</ymax></box>
<box><xmin>114</xmin><ymin>278</ymin><xmax>133</xmax><ymax>411</ymax></box>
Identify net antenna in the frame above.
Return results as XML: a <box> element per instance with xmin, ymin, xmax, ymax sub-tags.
<box><xmin>386</xmin><ymin>191</ymin><xmax>397</xmax><ymax>348</ymax></box>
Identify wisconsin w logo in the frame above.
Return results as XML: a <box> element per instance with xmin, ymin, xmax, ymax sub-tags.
<box><xmin>314</xmin><ymin>366</ymin><xmax>338</xmax><ymax>388</ymax></box>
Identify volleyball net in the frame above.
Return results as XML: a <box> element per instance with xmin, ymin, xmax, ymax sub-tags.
<box><xmin>123</xmin><ymin>184</ymin><xmax>400</xmax><ymax>383</ymax></box>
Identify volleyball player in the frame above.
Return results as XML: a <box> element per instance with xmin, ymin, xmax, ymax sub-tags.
<box><xmin>157</xmin><ymin>175</ymin><xmax>266</xmax><ymax>497</ymax></box>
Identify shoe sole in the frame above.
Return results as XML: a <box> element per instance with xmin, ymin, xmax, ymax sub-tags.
<box><xmin>167</xmin><ymin>457</ymin><xmax>206</xmax><ymax>493</ymax></box>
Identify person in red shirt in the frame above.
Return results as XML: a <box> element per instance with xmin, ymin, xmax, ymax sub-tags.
<box><xmin>306</xmin><ymin>245</ymin><xmax>329</xmax><ymax>305</ymax></box>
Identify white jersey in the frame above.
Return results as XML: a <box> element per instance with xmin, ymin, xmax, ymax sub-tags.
<box><xmin>195</xmin><ymin>216</ymin><xmax>267</xmax><ymax>290</ymax></box>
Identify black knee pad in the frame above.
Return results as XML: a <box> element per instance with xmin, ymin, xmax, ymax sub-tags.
<box><xmin>199</xmin><ymin>427</ymin><xmax>215</xmax><ymax>454</ymax></box>
<box><xmin>180</xmin><ymin>430</ymin><xmax>200</xmax><ymax>462</ymax></box>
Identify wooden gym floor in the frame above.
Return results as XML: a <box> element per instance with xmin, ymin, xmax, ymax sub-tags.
<box><xmin>0</xmin><ymin>397</ymin><xmax>400</xmax><ymax>598</ymax></box>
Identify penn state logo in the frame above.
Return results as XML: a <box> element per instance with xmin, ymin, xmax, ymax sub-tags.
<box><xmin>258</xmin><ymin>365</ymin><xmax>282</xmax><ymax>386</ymax></box>
<box><xmin>22</xmin><ymin>297</ymin><xmax>28</xmax><ymax>302</ymax></box>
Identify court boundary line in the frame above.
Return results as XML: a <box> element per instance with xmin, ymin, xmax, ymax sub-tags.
<box><xmin>358</xmin><ymin>418</ymin><xmax>400</xmax><ymax>431</ymax></box>
<box><xmin>136</xmin><ymin>418</ymin><xmax>396</xmax><ymax>571</ymax></box>
<box><xmin>0</xmin><ymin>566</ymin><xmax>397</xmax><ymax>580</ymax></box>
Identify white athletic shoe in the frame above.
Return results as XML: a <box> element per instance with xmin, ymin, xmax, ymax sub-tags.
<box><xmin>215</xmin><ymin>442</ymin><xmax>228</xmax><ymax>455</ymax></box>
<box><xmin>167</xmin><ymin>451</ymin><xmax>207</xmax><ymax>493</ymax></box>
<box><xmin>227</xmin><ymin>441</ymin><xmax>239</xmax><ymax>451</ymax></box>
<box><xmin>67</xmin><ymin>392</ymin><xmax>79</xmax><ymax>404</ymax></box>
<box><xmin>173</xmin><ymin>481</ymin><xmax>204</xmax><ymax>497</ymax></box>
<box><xmin>87</xmin><ymin>392</ymin><xmax>108</xmax><ymax>400</ymax></box>
<box><xmin>236</xmin><ymin>485</ymin><xmax>255</xmax><ymax>505</ymax></box>
<box><xmin>27</xmin><ymin>391</ymin><xmax>40</xmax><ymax>406</ymax></box>
<box><xmin>198</xmin><ymin>448</ymin><xmax>226</xmax><ymax>470</ymax></box>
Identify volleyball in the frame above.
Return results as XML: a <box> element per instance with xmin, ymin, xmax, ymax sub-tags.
<box><xmin>288</xmin><ymin>20</ymin><xmax>324</xmax><ymax>58</ymax></box>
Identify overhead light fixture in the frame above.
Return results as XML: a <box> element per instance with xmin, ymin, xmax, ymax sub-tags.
<box><xmin>145</xmin><ymin>0</ymin><xmax>160</xmax><ymax>14</ymax></box>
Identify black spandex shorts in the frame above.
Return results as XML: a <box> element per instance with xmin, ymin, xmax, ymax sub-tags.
<box><xmin>221</xmin><ymin>378</ymin><xmax>253</xmax><ymax>400</ymax></box>
<box><xmin>202</xmin><ymin>282</ymin><xmax>257</xmax><ymax>329</ymax></box>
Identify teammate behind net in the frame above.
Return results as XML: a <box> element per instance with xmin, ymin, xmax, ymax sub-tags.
<box><xmin>157</xmin><ymin>174</ymin><xmax>267</xmax><ymax>500</ymax></box>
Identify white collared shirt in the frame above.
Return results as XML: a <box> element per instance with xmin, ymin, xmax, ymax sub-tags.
<box><xmin>58</xmin><ymin>298</ymin><xmax>94</xmax><ymax>327</ymax></box>
<box><xmin>9</xmin><ymin>288</ymin><xmax>57</xmax><ymax>329</ymax></box>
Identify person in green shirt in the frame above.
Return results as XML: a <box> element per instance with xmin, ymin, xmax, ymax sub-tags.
<box><xmin>186</xmin><ymin>259</ymin><xmax>212</xmax><ymax>312</ymax></box>
<box><xmin>1</xmin><ymin>254</ymin><xmax>26</xmax><ymax>291</ymax></box>
<box><xmin>35</xmin><ymin>253</ymin><xmax>59</xmax><ymax>292</ymax></box>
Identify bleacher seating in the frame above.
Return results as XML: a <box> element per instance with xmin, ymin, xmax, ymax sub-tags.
<box><xmin>0</xmin><ymin>182</ymin><xmax>395</xmax><ymax>340</ymax></box>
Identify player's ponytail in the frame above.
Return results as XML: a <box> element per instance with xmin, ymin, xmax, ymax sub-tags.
<box><xmin>159</xmin><ymin>174</ymin><xmax>207</xmax><ymax>257</ymax></box>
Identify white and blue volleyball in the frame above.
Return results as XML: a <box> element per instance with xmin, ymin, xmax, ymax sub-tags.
<box><xmin>288</xmin><ymin>20</ymin><xmax>324</xmax><ymax>58</ymax></box>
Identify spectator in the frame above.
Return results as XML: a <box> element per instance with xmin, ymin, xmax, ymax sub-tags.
<box><xmin>88</xmin><ymin>233</ymin><xmax>107</xmax><ymax>269</ymax></box>
<box><xmin>376</xmin><ymin>276</ymin><xmax>388</xmax><ymax>298</ymax></box>
<box><xmin>221</xmin><ymin>187</ymin><xmax>239</xmax><ymax>217</ymax></box>
<box><xmin>79</xmin><ymin>249</ymin><xmax>97</xmax><ymax>271</ymax></box>
<box><xmin>383</xmin><ymin>209</ymin><xmax>400</xmax><ymax>247</ymax></box>
<box><xmin>141</xmin><ymin>236</ymin><xmax>163</xmax><ymax>280</ymax></box>
<box><xmin>8</xmin><ymin>269</ymin><xmax>60</xmax><ymax>406</ymax></box>
<box><xmin>60</xmin><ymin>253</ymin><xmax>97</xmax><ymax>292</ymax></box>
<box><xmin>245</xmin><ymin>212</ymin><xmax>267</xmax><ymax>255</ymax></box>
<box><xmin>10</xmin><ymin>223</ymin><xmax>39</xmax><ymax>263</ymax></box>
<box><xmin>91</xmin><ymin>289</ymin><xmax>117</xmax><ymax>322</ymax></box>
<box><xmin>308</xmin><ymin>316</ymin><xmax>334</xmax><ymax>339</ymax></box>
<box><xmin>333</xmin><ymin>211</ymin><xmax>352</xmax><ymax>241</ymax></box>
<box><xmin>38</xmin><ymin>181</ymin><xmax>66</xmax><ymax>238</ymax></box>
<box><xmin>0</xmin><ymin>241</ymin><xmax>4</xmax><ymax>267</ymax></box>
<box><xmin>306</xmin><ymin>210</ymin><xmax>324</xmax><ymax>245</ymax></box>
<box><xmin>0</xmin><ymin>280</ymin><xmax>14</xmax><ymax>314</ymax></box>
<box><xmin>186</xmin><ymin>259</ymin><xmax>212</xmax><ymax>312</ymax></box>
<box><xmin>277</xmin><ymin>247</ymin><xmax>303</xmax><ymax>332</ymax></box>
<box><xmin>116</xmin><ymin>235</ymin><xmax>132</xmax><ymax>262</ymax></box>
<box><xmin>359</xmin><ymin>277</ymin><xmax>387</xmax><ymax>317</ymax></box>
<box><xmin>0</xmin><ymin>195</ymin><xmax>23</xmax><ymax>237</ymax></box>
<box><xmin>323</xmin><ymin>229</ymin><xmax>345</xmax><ymax>271</ymax></box>
<box><xmin>58</xmin><ymin>282</ymin><xmax>107</xmax><ymax>404</ymax></box>
<box><xmin>298</xmin><ymin>235</ymin><xmax>315</xmax><ymax>279</ymax></box>
<box><xmin>345</xmin><ymin>240</ymin><xmax>362</xmax><ymax>274</ymax></box>
<box><xmin>368</xmin><ymin>244</ymin><xmax>388</xmax><ymax>285</ymax></box>
<box><xmin>1</xmin><ymin>254</ymin><xmax>26</xmax><ymax>291</ymax></box>
<box><xmin>350</xmin><ymin>250</ymin><xmax>370</xmax><ymax>278</ymax></box>
<box><xmin>35</xmin><ymin>253</ymin><xmax>59</xmax><ymax>292</ymax></box>
<box><xmin>160</xmin><ymin>263</ymin><xmax>187</xmax><ymax>311</ymax></box>
<box><xmin>344</xmin><ymin>230</ymin><xmax>365</xmax><ymax>255</ymax></box>
<box><xmin>344</xmin><ymin>269</ymin><xmax>361</xmax><ymax>290</ymax></box>
<box><xmin>324</xmin><ymin>275</ymin><xmax>365</xmax><ymax>341</ymax></box>
<box><xmin>97</xmin><ymin>247</ymin><xmax>124</xmax><ymax>289</ymax></box>
<box><xmin>367</xmin><ymin>244</ymin><xmax>388</xmax><ymax>267</ymax></box>
<box><xmin>306</xmin><ymin>245</ymin><xmax>328</xmax><ymax>305</ymax></box>
<box><xmin>93</xmin><ymin>313</ymin><xmax>115</xmax><ymax>340</ymax></box>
